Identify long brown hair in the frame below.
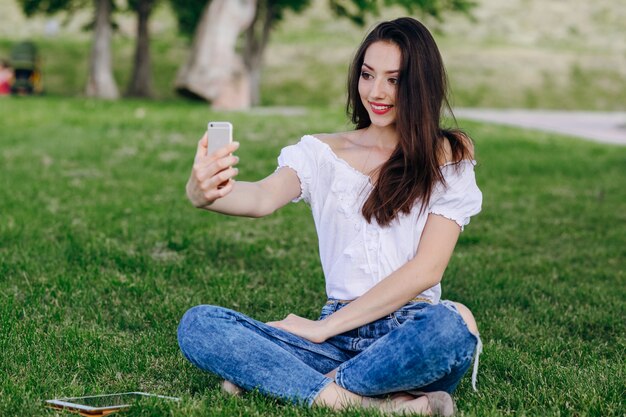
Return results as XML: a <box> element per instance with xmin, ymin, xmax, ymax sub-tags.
<box><xmin>347</xmin><ymin>17</ymin><xmax>471</xmax><ymax>226</ymax></box>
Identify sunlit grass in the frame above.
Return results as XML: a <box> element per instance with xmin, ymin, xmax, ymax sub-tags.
<box><xmin>0</xmin><ymin>97</ymin><xmax>624</xmax><ymax>416</ymax></box>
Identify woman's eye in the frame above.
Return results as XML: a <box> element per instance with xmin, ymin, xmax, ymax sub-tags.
<box><xmin>360</xmin><ymin>71</ymin><xmax>373</xmax><ymax>80</ymax></box>
<box><xmin>388</xmin><ymin>78</ymin><xmax>398</xmax><ymax>85</ymax></box>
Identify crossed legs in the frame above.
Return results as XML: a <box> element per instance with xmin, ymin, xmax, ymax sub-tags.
<box><xmin>179</xmin><ymin>304</ymin><xmax>476</xmax><ymax>415</ymax></box>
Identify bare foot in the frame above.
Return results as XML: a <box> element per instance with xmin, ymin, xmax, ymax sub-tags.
<box><xmin>386</xmin><ymin>393</ymin><xmax>431</xmax><ymax>415</ymax></box>
<box><xmin>314</xmin><ymin>382</ymin><xmax>450</xmax><ymax>416</ymax></box>
<box><xmin>360</xmin><ymin>393</ymin><xmax>430</xmax><ymax>415</ymax></box>
<box><xmin>220</xmin><ymin>379</ymin><xmax>243</xmax><ymax>396</ymax></box>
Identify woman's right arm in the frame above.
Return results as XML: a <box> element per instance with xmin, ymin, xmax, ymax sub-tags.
<box><xmin>186</xmin><ymin>134</ymin><xmax>301</xmax><ymax>218</ymax></box>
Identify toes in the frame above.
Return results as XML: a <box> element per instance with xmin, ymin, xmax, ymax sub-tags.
<box><xmin>220</xmin><ymin>379</ymin><xmax>243</xmax><ymax>396</ymax></box>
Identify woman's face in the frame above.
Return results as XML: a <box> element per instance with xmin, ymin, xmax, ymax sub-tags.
<box><xmin>358</xmin><ymin>41</ymin><xmax>401</xmax><ymax>128</ymax></box>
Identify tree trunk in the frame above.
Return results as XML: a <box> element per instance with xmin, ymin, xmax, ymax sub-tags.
<box><xmin>126</xmin><ymin>0</ymin><xmax>154</xmax><ymax>98</ymax></box>
<box><xmin>175</xmin><ymin>0</ymin><xmax>257</xmax><ymax>108</ymax></box>
<box><xmin>86</xmin><ymin>0</ymin><xmax>119</xmax><ymax>99</ymax></box>
<box><xmin>244</xmin><ymin>1</ymin><xmax>275</xmax><ymax>107</ymax></box>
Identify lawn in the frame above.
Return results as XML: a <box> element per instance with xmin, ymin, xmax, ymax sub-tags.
<box><xmin>0</xmin><ymin>97</ymin><xmax>624</xmax><ymax>416</ymax></box>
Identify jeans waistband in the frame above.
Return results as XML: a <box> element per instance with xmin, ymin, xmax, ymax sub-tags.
<box><xmin>325</xmin><ymin>297</ymin><xmax>432</xmax><ymax>306</ymax></box>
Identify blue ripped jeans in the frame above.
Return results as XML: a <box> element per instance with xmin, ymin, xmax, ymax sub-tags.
<box><xmin>177</xmin><ymin>300</ymin><xmax>479</xmax><ymax>406</ymax></box>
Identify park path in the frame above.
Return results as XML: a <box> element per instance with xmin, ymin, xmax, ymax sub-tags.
<box><xmin>453</xmin><ymin>108</ymin><xmax>626</xmax><ymax>146</ymax></box>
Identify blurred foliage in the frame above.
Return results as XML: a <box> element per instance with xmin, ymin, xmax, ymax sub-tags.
<box><xmin>168</xmin><ymin>0</ymin><xmax>475</xmax><ymax>39</ymax></box>
<box><xmin>168</xmin><ymin>0</ymin><xmax>312</xmax><ymax>39</ymax></box>
<box><xmin>16</xmin><ymin>0</ymin><xmax>122</xmax><ymax>32</ymax></box>
<box><xmin>18</xmin><ymin>0</ymin><xmax>88</xmax><ymax>16</ymax></box>
<box><xmin>166</xmin><ymin>0</ymin><xmax>206</xmax><ymax>38</ymax></box>
<box><xmin>328</xmin><ymin>0</ymin><xmax>476</xmax><ymax>26</ymax></box>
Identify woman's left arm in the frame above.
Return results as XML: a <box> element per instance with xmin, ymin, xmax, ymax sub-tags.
<box><xmin>267</xmin><ymin>213</ymin><xmax>461</xmax><ymax>343</ymax></box>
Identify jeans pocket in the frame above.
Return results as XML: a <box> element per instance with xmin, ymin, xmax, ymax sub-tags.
<box><xmin>318</xmin><ymin>304</ymin><xmax>335</xmax><ymax>320</ymax></box>
<box><xmin>358</xmin><ymin>316</ymin><xmax>398</xmax><ymax>339</ymax></box>
<box><xmin>392</xmin><ymin>302</ymin><xmax>430</xmax><ymax>326</ymax></box>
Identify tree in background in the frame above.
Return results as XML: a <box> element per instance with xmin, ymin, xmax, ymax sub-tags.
<box><xmin>18</xmin><ymin>0</ymin><xmax>161</xmax><ymax>99</ymax></box>
<box><xmin>170</xmin><ymin>0</ymin><xmax>310</xmax><ymax>108</ymax></box>
<box><xmin>126</xmin><ymin>0</ymin><xmax>157</xmax><ymax>97</ymax></box>
<box><xmin>19</xmin><ymin>0</ymin><xmax>474</xmax><ymax>103</ymax></box>
<box><xmin>170</xmin><ymin>0</ymin><xmax>474</xmax><ymax>108</ymax></box>
<box><xmin>172</xmin><ymin>0</ymin><xmax>257</xmax><ymax>109</ymax></box>
<box><xmin>85</xmin><ymin>0</ymin><xmax>119</xmax><ymax>98</ymax></box>
<box><xmin>243</xmin><ymin>0</ymin><xmax>311</xmax><ymax>106</ymax></box>
<box><xmin>172</xmin><ymin>0</ymin><xmax>254</xmax><ymax>107</ymax></box>
<box><xmin>18</xmin><ymin>0</ymin><xmax>120</xmax><ymax>98</ymax></box>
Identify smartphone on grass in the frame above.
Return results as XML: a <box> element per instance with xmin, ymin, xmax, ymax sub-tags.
<box><xmin>207</xmin><ymin>121</ymin><xmax>233</xmax><ymax>157</ymax></box>
<box><xmin>45</xmin><ymin>392</ymin><xmax>179</xmax><ymax>415</ymax></box>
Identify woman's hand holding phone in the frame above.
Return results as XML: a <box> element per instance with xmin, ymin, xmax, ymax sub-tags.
<box><xmin>186</xmin><ymin>133</ymin><xmax>240</xmax><ymax>208</ymax></box>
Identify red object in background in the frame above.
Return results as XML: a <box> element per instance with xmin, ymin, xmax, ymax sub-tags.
<box><xmin>0</xmin><ymin>62</ymin><xmax>12</xmax><ymax>96</ymax></box>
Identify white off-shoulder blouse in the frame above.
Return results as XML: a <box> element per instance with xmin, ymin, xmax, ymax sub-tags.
<box><xmin>277</xmin><ymin>135</ymin><xmax>482</xmax><ymax>302</ymax></box>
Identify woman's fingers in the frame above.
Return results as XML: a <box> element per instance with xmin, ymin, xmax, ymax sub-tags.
<box><xmin>200</xmin><ymin>166</ymin><xmax>239</xmax><ymax>190</ymax></box>
<box><xmin>213</xmin><ymin>154</ymin><xmax>240</xmax><ymax>172</ymax></box>
<box><xmin>195</xmin><ymin>135</ymin><xmax>239</xmax><ymax>162</ymax></box>
<box><xmin>194</xmin><ymin>154</ymin><xmax>239</xmax><ymax>183</ymax></box>
<box><xmin>197</xmin><ymin>180</ymin><xmax>235</xmax><ymax>204</ymax></box>
<box><xmin>266</xmin><ymin>314</ymin><xmax>329</xmax><ymax>343</ymax></box>
<box><xmin>195</xmin><ymin>133</ymin><xmax>209</xmax><ymax>160</ymax></box>
<box><xmin>202</xmin><ymin>179</ymin><xmax>235</xmax><ymax>202</ymax></box>
<box><xmin>208</xmin><ymin>141</ymin><xmax>240</xmax><ymax>161</ymax></box>
<box><xmin>189</xmin><ymin>136</ymin><xmax>240</xmax><ymax>206</ymax></box>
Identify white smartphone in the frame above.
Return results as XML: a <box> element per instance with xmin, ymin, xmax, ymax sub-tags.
<box><xmin>45</xmin><ymin>392</ymin><xmax>179</xmax><ymax>415</ymax></box>
<box><xmin>207</xmin><ymin>121</ymin><xmax>233</xmax><ymax>156</ymax></box>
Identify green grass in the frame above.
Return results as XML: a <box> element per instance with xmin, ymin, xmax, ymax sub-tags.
<box><xmin>0</xmin><ymin>97</ymin><xmax>625</xmax><ymax>416</ymax></box>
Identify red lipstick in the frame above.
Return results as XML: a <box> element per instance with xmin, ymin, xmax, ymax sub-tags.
<box><xmin>369</xmin><ymin>102</ymin><xmax>393</xmax><ymax>115</ymax></box>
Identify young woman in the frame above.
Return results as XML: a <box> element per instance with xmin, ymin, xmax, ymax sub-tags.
<box><xmin>178</xmin><ymin>17</ymin><xmax>482</xmax><ymax>416</ymax></box>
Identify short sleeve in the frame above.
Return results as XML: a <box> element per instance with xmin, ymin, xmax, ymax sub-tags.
<box><xmin>428</xmin><ymin>160</ymin><xmax>482</xmax><ymax>230</ymax></box>
<box><xmin>276</xmin><ymin>136</ymin><xmax>318</xmax><ymax>204</ymax></box>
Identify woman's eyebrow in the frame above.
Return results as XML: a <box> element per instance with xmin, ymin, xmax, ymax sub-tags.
<box><xmin>362</xmin><ymin>62</ymin><xmax>399</xmax><ymax>74</ymax></box>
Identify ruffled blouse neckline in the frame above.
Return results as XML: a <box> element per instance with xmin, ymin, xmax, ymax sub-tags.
<box><xmin>302</xmin><ymin>135</ymin><xmax>374</xmax><ymax>185</ymax></box>
<box><xmin>302</xmin><ymin>134</ymin><xmax>477</xmax><ymax>182</ymax></box>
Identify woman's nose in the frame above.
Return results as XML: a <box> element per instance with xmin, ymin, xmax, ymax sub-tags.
<box><xmin>369</xmin><ymin>78</ymin><xmax>386</xmax><ymax>100</ymax></box>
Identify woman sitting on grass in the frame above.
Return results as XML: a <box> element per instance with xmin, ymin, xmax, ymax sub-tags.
<box><xmin>178</xmin><ymin>17</ymin><xmax>482</xmax><ymax>416</ymax></box>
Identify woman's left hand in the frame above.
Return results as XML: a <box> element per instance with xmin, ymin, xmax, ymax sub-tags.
<box><xmin>267</xmin><ymin>314</ymin><xmax>330</xmax><ymax>344</ymax></box>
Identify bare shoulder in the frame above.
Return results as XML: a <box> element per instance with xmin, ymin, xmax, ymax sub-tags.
<box><xmin>309</xmin><ymin>131</ymin><xmax>358</xmax><ymax>151</ymax></box>
<box><xmin>439</xmin><ymin>132</ymin><xmax>475</xmax><ymax>165</ymax></box>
